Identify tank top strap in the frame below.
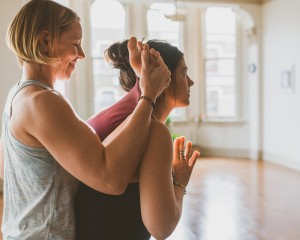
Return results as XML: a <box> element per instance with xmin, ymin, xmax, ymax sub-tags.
<box><xmin>6</xmin><ymin>80</ymin><xmax>55</xmax><ymax>117</ymax></box>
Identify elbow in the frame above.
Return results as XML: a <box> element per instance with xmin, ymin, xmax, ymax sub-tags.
<box><xmin>148</xmin><ymin>225</ymin><xmax>175</xmax><ymax>240</ymax></box>
<box><xmin>145</xmin><ymin>217</ymin><xmax>179</xmax><ymax>240</ymax></box>
<box><xmin>109</xmin><ymin>183</ymin><xmax>127</xmax><ymax>195</ymax></box>
<box><xmin>143</xmin><ymin>208</ymin><xmax>181</xmax><ymax>240</ymax></box>
<box><xmin>109</xmin><ymin>176</ymin><xmax>129</xmax><ymax>195</ymax></box>
<box><xmin>97</xmin><ymin>178</ymin><xmax>128</xmax><ymax>195</ymax></box>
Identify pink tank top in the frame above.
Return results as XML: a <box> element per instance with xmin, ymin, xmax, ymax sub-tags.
<box><xmin>87</xmin><ymin>80</ymin><xmax>141</xmax><ymax>140</ymax></box>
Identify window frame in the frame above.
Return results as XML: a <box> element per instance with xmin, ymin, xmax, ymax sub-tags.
<box><xmin>147</xmin><ymin>3</ymin><xmax>188</xmax><ymax>122</ymax></box>
<box><xmin>202</xmin><ymin>7</ymin><xmax>243</xmax><ymax>123</ymax></box>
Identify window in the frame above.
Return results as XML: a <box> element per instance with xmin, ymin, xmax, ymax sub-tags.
<box><xmin>53</xmin><ymin>0</ymin><xmax>68</xmax><ymax>97</ymax></box>
<box><xmin>90</xmin><ymin>0</ymin><xmax>126</xmax><ymax>113</ymax></box>
<box><xmin>204</xmin><ymin>7</ymin><xmax>239</xmax><ymax>119</ymax></box>
<box><xmin>148</xmin><ymin>3</ymin><xmax>186</xmax><ymax>121</ymax></box>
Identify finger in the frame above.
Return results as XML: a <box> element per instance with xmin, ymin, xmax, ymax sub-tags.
<box><xmin>173</xmin><ymin>137</ymin><xmax>181</xmax><ymax>160</ymax></box>
<box><xmin>189</xmin><ymin>151</ymin><xmax>200</xmax><ymax>168</ymax></box>
<box><xmin>149</xmin><ymin>49</ymin><xmax>160</xmax><ymax>68</ymax></box>
<box><xmin>165</xmin><ymin>71</ymin><xmax>171</xmax><ymax>88</ymax></box>
<box><xmin>180</xmin><ymin>136</ymin><xmax>185</xmax><ymax>151</ymax></box>
<box><xmin>179</xmin><ymin>136</ymin><xmax>185</xmax><ymax>160</ymax></box>
<box><xmin>185</xmin><ymin>141</ymin><xmax>192</xmax><ymax>159</ymax></box>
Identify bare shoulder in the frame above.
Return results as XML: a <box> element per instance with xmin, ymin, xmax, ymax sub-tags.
<box><xmin>150</xmin><ymin>120</ymin><xmax>172</xmax><ymax>141</ymax></box>
<box><xmin>11</xmin><ymin>86</ymin><xmax>80</xmax><ymax>146</ymax></box>
<box><xmin>28</xmin><ymin>88</ymin><xmax>73</xmax><ymax>113</ymax></box>
<box><xmin>147</xmin><ymin>120</ymin><xmax>173</xmax><ymax>160</ymax></box>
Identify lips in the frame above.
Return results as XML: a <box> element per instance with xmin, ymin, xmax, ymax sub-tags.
<box><xmin>69</xmin><ymin>61</ymin><xmax>76</xmax><ymax>70</ymax></box>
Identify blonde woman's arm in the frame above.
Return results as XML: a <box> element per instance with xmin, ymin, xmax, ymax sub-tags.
<box><xmin>11</xmin><ymin>46</ymin><xmax>170</xmax><ymax>195</ymax></box>
<box><xmin>138</xmin><ymin>122</ymin><xmax>199</xmax><ymax>239</ymax></box>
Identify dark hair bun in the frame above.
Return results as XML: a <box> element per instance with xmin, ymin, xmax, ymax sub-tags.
<box><xmin>105</xmin><ymin>40</ymin><xmax>136</xmax><ymax>92</ymax></box>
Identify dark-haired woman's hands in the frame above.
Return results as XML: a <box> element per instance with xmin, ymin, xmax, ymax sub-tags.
<box><xmin>172</xmin><ymin>136</ymin><xmax>200</xmax><ymax>191</ymax></box>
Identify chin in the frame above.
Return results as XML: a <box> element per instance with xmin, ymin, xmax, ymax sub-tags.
<box><xmin>58</xmin><ymin>72</ymin><xmax>73</xmax><ymax>80</ymax></box>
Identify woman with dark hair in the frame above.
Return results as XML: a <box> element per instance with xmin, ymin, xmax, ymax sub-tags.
<box><xmin>75</xmin><ymin>39</ymin><xmax>200</xmax><ymax>240</ymax></box>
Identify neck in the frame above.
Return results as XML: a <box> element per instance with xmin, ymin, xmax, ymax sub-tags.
<box><xmin>152</xmin><ymin>99</ymin><xmax>174</xmax><ymax>124</ymax></box>
<box><xmin>22</xmin><ymin>62</ymin><xmax>55</xmax><ymax>89</ymax></box>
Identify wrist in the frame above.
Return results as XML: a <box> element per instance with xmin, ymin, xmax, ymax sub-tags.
<box><xmin>173</xmin><ymin>179</ymin><xmax>186</xmax><ymax>195</ymax></box>
<box><xmin>138</xmin><ymin>95</ymin><xmax>156</xmax><ymax>109</ymax></box>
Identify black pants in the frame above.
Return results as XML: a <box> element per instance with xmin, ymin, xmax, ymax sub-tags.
<box><xmin>75</xmin><ymin>183</ymin><xmax>151</xmax><ymax>240</ymax></box>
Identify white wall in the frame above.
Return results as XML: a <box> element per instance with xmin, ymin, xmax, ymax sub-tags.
<box><xmin>0</xmin><ymin>0</ymin><xmax>25</xmax><ymax>190</ymax></box>
<box><xmin>0</xmin><ymin>0</ymin><xmax>23</xmax><ymax>137</ymax></box>
<box><xmin>262</xmin><ymin>0</ymin><xmax>300</xmax><ymax>170</ymax></box>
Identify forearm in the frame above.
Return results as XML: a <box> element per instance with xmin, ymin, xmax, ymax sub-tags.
<box><xmin>138</xmin><ymin>123</ymin><xmax>184</xmax><ymax>239</ymax></box>
<box><xmin>139</xmin><ymin>176</ymin><xmax>184</xmax><ymax>240</ymax></box>
<box><xmin>103</xmin><ymin>99</ymin><xmax>153</xmax><ymax>190</ymax></box>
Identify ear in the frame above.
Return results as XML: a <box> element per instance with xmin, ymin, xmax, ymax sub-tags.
<box><xmin>39</xmin><ymin>30</ymin><xmax>50</xmax><ymax>53</ymax></box>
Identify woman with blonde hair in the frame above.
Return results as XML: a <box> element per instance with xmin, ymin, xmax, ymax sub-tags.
<box><xmin>0</xmin><ymin>0</ymin><xmax>171</xmax><ymax>238</ymax></box>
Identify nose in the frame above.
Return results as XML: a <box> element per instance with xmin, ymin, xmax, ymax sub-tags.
<box><xmin>77</xmin><ymin>46</ymin><xmax>86</xmax><ymax>59</ymax></box>
<box><xmin>188</xmin><ymin>75</ymin><xmax>194</xmax><ymax>86</ymax></box>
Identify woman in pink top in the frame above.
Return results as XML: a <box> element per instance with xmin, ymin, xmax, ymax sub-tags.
<box><xmin>75</xmin><ymin>38</ymin><xmax>200</xmax><ymax>240</ymax></box>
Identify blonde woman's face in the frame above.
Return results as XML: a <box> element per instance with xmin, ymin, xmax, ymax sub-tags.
<box><xmin>54</xmin><ymin>20</ymin><xmax>85</xmax><ymax>80</ymax></box>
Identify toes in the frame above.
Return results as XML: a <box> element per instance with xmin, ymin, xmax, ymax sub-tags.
<box><xmin>127</xmin><ymin>37</ymin><xmax>138</xmax><ymax>52</ymax></box>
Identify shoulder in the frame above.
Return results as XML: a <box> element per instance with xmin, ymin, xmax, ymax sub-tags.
<box><xmin>25</xmin><ymin>88</ymin><xmax>75</xmax><ymax>117</ymax></box>
<box><xmin>151</xmin><ymin>121</ymin><xmax>171</xmax><ymax>137</ymax></box>
<box><xmin>148</xmin><ymin>120</ymin><xmax>173</xmax><ymax>152</ymax></box>
<box><xmin>16</xmin><ymin>86</ymin><xmax>77</xmax><ymax>130</ymax></box>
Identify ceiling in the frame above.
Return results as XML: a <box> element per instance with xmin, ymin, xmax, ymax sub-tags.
<box><xmin>121</xmin><ymin>0</ymin><xmax>274</xmax><ymax>5</ymax></box>
<box><xmin>186</xmin><ymin>0</ymin><xmax>273</xmax><ymax>3</ymax></box>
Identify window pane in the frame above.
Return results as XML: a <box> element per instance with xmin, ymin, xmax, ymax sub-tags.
<box><xmin>205</xmin><ymin>7</ymin><xmax>236</xmax><ymax>35</ymax></box>
<box><xmin>205</xmin><ymin>59</ymin><xmax>236</xmax><ymax>117</ymax></box>
<box><xmin>204</xmin><ymin>7</ymin><xmax>237</xmax><ymax>118</ymax></box>
<box><xmin>148</xmin><ymin>3</ymin><xmax>181</xmax><ymax>49</ymax></box>
<box><xmin>206</xmin><ymin>59</ymin><xmax>235</xmax><ymax>77</ymax></box>
<box><xmin>91</xmin><ymin>0</ymin><xmax>125</xmax><ymax>113</ymax></box>
<box><xmin>148</xmin><ymin>3</ymin><xmax>185</xmax><ymax>121</ymax></box>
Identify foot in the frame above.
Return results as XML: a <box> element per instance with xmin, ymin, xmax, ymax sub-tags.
<box><xmin>128</xmin><ymin>37</ymin><xmax>160</xmax><ymax>78</ymax></box>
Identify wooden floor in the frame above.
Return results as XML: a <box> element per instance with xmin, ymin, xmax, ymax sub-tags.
<box><xmin>1</xmin><ymin>158</ymin><xmax>300</xmax><ymax>240</ymax></box>
<box><xmin>161</xmin><ymin>158</ymin><xmax>300</xmax><ymax>240</ymax></box>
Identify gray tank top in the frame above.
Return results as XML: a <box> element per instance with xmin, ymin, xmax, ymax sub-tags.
<box><xmin>1</xmin><ymin>80</ymin><xmax>79</xmax><ymax>239</ymax></box>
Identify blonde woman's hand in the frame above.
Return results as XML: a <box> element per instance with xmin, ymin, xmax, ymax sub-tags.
<box><xmin>128</xmin><ymin>37</ymin><xmax>171</xmax><ymax>101</ymax></box>
<box><xmin>172</xmin><ymin>136</ymin><xmax>200</xmax><ymax>190</ymax></box>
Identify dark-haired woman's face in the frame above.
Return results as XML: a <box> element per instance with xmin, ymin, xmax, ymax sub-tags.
<box><xmin>169</xmin><ymin>57</ymin><xmax>194</xmax><ymax>107</ymax></box>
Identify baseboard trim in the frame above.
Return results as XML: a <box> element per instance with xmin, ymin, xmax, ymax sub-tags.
<box><xmin>263</xmin><ymin>151</ymin><xmax>300</xmax><ymax>171</ymax></box>
<box><xmin>193</xmin><ymin>145</ymin><xmax>250</xmax><ymax>159</ymax></box>
<box><xmin>192</xmin><ymin>146</ymin><xmax>300</xmax><ymax>172</ymax></box>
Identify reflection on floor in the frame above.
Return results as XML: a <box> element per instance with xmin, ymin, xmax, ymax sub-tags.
<box><xmin>1</xmin><ymin>158</ymin><xmax>300</xmax><ymax>240</ymax></box>
<box><xmin>158</xmin><ymin>158</ymin><xmax>300</xmax><ymax>240</ymax></box>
